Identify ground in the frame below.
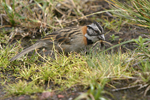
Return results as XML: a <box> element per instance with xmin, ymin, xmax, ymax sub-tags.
<box><xmin>0</xmin><ymin>0</ymin><xmax>150</xmax><ymax>100</ymax></box>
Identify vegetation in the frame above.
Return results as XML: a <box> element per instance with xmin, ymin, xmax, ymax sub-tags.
<box><xmin>0</xmin><ymin>0</ymin><xmax>149</xmax><ymax>99</ymax></box>
<box><xmin>106</xmin><ymin>0</ymin><xmax>150</xmax><ymax>28</ymax></box>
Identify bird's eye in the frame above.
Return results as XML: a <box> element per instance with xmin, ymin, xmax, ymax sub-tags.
<box><xmin>95</xmin><ymin>30</ymin><xmax>98</xmax><ymax>33</ymax></box>
<box><xmin>94</xmin><ymin>30</ymin><xmax>100</xmax><ymax>34</ymax></box>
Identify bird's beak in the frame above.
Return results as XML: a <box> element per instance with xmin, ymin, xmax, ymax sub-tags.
<box><xmin>99</xmin><ymin>34</ymin><xmax>105</xmax><ymax>40</ymax></box>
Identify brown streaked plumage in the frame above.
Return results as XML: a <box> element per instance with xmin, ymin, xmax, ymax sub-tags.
<box><xmin>10</xmin><ymin>21</ymin><xmax>105</xmax><ymax>61</ymax></box>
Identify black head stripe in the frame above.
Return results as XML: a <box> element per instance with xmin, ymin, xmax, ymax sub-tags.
<box><xmin>87</xmin><ymin>22</ymin><xmax>104</xmax><ymax>36</ymax></box>
<box><xmin>93</xmin><ymin>21</ymin><xmax>104</xmax><ymax>33</ymax></box>
<box><xmin>87</xmin><ymin>27</ymin><xmax>97</xmax><ymax>36</ymax></box>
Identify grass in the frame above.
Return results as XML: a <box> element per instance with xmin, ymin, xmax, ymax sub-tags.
<box><xmin>105</xmin><ymin>0</ymin><xmax>150</xmax><ymax>28</ymax></box>
<box><xmin>0</xmin><ymin>0</ymin><xmax>150</xmax><ymax>99</ymax></box>
<box><xmin>1</xmin><ymin>42</ymin><xmax>133</xmax><ymax>97</ymax></box>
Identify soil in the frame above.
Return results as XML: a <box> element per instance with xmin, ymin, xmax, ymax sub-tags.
<box><xmin>0</xmin><ymin>0</ymin><xmax>150</xmax><ymax>100</ymax></box>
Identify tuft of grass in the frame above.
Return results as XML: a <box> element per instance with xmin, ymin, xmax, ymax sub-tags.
<box><xmin>4</xmin><ymin>37</ymin><xmax>149</xmax><ymax>97</ymax></box>
<box><xmin>87</xmin><ymin>51</ymin><xmax>133</xmax><ymax>79</ymax></box>
<box><xmin>5</xmin><ymin>80</ymin><xmax>44</xmax><ymax>95</ymax></box>
<box><xmin>3</xmin><ymin>46</ymin><xmax>134</xmax><ymax>96</ymax></box>
<box><xmin>109</xmin><ymin>34</ymin><xmax>119</xmax><ymax>41</ymax></box>
<box><xmin>133</xmin><ymin>36</ymin><xmax>150</xmax><ymax>60</ymax></box>
<box><xmin>106</xmin><ymin>0</ymin><xmax>150</xmax><ymax>28</ymax></box>
<box><xmin>0</xmin><ymin>44</ymin><xmax>12</xmax><ymax>71</ymax></box>
<box><xmin>99</xmin><ymin>16</ymin><xmax>128</xmax><ymax>32</ymax></box>
<box><xmin>75</xmin><ymin>82</ymin><xmax>110</xmax><ymax>100</ymax></box>
<box><xmin>1</xmin><ymin>0</ymin><xmax>58</xmax><ymax>27</ymax></box>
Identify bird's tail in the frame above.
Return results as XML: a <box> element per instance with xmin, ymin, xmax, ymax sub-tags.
<box><xmin>10</xmin><ymin>42</ymin><xmax>45</xmax><ymax>62</ymax></box>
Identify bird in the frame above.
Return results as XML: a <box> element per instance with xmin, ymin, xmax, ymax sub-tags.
<box><xmin>10</xmin><ymin>21</ymin><xmax>105</xmax><ymax>61</ymax></box>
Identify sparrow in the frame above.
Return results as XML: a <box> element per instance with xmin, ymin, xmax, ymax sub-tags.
<box><xmin>10</xmin><ymin>21</ymin><xmax>105</xmax><ymax>61</ymax></box>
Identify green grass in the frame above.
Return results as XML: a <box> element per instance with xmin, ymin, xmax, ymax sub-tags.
<box><xmin>106</xmin><ymin>0</ymin><xmax>150</xmax><ymax>28</ymax></box>
<box><xmin>0</xmin><ymin>0</ymin><xmax>150</xmax><ymax>99</ymax></box>
<box><xmin>2</xmin><ymin>43</ymin><xmax>133</xmax><ymax>96</ymax></box>
<box><xmin>0</xmin><ymin>34</ymin><xmax>134</xmax><ymax>97</ymax></box>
